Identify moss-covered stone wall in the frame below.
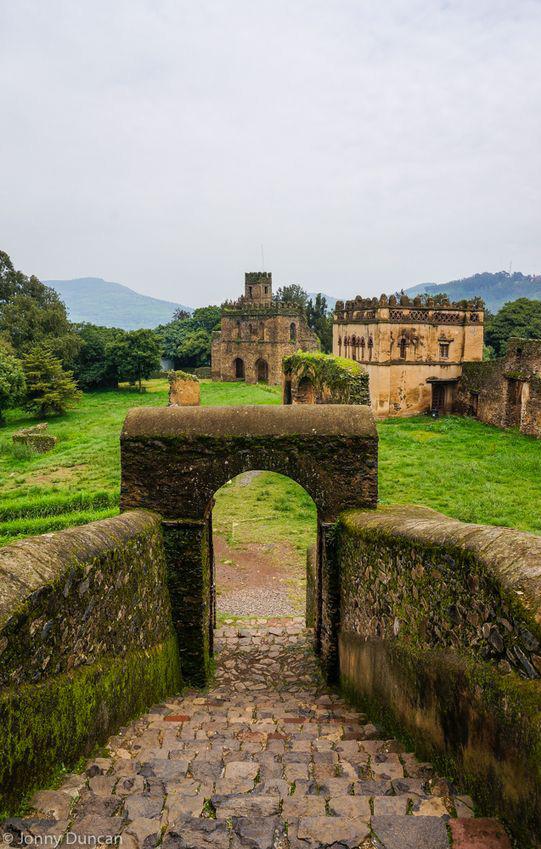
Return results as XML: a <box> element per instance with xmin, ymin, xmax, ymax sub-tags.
<box><xmin>0</xmin><ymin>511</ymin><xmax>182</xmax><ymax>811</ymax></box>
<box><xmin>336</xmin><ymin>505</ymin><xmax>541</xmax><ymax>847</ymax></box>
<box><xmin>282</xmin><ymin>351</ymin><xmax>370</xmax><ymax>405</ymax></box>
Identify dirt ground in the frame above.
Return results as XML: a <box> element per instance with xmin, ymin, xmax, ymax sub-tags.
<box><xmin>214</xmin><ymin>533</ymin><xmax>306</xmax><ymax>618</ymax></box>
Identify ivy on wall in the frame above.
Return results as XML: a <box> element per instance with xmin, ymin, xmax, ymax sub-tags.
<box><xmin>283</xmin><ymin>351</ymin><xmax>369</xmax><ymax>404</ymax></box>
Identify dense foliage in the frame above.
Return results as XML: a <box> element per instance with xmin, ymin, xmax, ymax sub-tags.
<box><xmin>158</xmin><ymin>305</ymin><xmax>221</xmax><ymax>368</ymax></box>
<box><xmin>0</xmin><ymin>251</ymin><xmax>80</xmax><ymax>365</ymax></box>
<box><xmin>0</xmin><ymin>342</ymin><xmax>26</xmax><ymax>424</ymax></box>
<box><xmin>283</xmin><ymin>351</ymin><xmax>368</xmax><ymax>403</ymax></box>
<box><xmin>485</xmin><ymin>298</ymin><xmax>541</xmax><ymax>356</ymax></box>
<box><xmin>23</xmin><ymin>348</ymin><xmax>82</xmax><ymax>416</ymax></box>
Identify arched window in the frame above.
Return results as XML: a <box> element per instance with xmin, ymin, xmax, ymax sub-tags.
<box><xmin>360</xmin><ymin>337</ymin><xmax>365</xmax><ymax>360</ymax></box>
<box><xmin>236</xmin><ymin>320</ymin><xmax>241</xmax><ymax>339</ymax></box>
<box><xmin>338</xmin><ymin>336</ymin><xmax>342</xmax><ymax>354</ymax></box>
<box><xmin>368</xmin><ymin>337</ymin><xmax>373</xmax><ymax>361</ymax></box>
<box><xmin>259</xmin><ymin>321</ymin><xmax>265</xmax><ymax>340</ymax></box>
<box><xmin>290</xmin><ymin>322</ymin><xmax>297</xmax><ymax>342</ymax></box>
<box><xmin>248</xmin><ymin>323</ymin><xmax>254</xmax><ymax>337</ymax></box>
<box><xmin>399</xmin><ymin>338</ymin><xmax>407</xmax><ymax>360</ymax></box>
<box><xmin>351</xmin><ymin>336</ymin><xmax>357</xmax><ymax>360</ymax></box>
<box><xmin>234</xmin><ymin>358</ymin><xmax>245</xmax><ymax>380</ymax></box>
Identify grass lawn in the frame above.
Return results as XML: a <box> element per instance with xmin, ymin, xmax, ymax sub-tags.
<box><xmin>1</xmin><ymin>381</ymin><xmax>541</xmax><ymax>547</ymax></box>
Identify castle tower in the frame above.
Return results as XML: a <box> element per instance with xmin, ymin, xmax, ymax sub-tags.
<box><xmin>245</xmin><ymin>272</ymin><xmax>272</xmax><ymax>305</ymax></box>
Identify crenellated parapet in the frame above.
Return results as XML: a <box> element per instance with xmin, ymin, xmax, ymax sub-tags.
<box><xmin>334</xmin><ymin>292</ymin><xmax>484</xmax><ymax>325</ymax></box>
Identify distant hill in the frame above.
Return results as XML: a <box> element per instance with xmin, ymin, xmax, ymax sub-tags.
<box><xmin>45</xmin><ymin>277</ymin><xmax>192</xmax><ymax>330</ymax></box>
<box><xmin>406</xmin><ymin>271</ymin><xmax>541</xmax><ymax>313</ymax></box>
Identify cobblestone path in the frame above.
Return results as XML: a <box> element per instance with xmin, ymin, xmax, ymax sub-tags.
<box><xmin>17</xmin><ymin>621</ymin><xmax>511</xmax><ymax>849</ymax></box>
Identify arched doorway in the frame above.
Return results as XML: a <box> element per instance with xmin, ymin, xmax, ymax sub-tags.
<box><xmin>296</xmin><ymin>376</ymin><xmax>315</xmax><ymax>404</ymax></box>
<box><xmin>234</xmin><ymin>357</ymin><xmax>245</xmax><ymax>380</ymax></box>
<box><xmin>255</xmin><ymin>358</ymin><xmax>269</xmax><ymax>383</ymax></box>
<box><xmin>213</xmin><ymin>471</ymin><xmax>316</xmax><ymax>622</ymax></box>
<box><xmin>120</xmin><ymin>405</ymin><xmax>378</xmax><ymax>684</ymax></box>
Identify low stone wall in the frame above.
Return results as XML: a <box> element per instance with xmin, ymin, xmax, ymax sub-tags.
<box><xmin>336</xmin><ymin>505</ymin><xmax>541</xmax><ymax>847</ymax></box>
<box><xmin>0</xmin><ymin>511</ymin><xmax>182</xmax><ymax>810</ymax></box>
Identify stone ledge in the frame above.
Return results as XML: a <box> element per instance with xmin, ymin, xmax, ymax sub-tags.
<box><xmin>0</xmin><ymin>510</ymin><xmax>160</xmax><ymax>626</ymax></box>
<box><xmin>121</xmin><ymin>404</ymin><xmax>377</xmax><ymax>439</ymax></box>
<box><xmin>341</xmin><ymin>505</ymin><xmax>541</xmax><ymax>625</ymax></box>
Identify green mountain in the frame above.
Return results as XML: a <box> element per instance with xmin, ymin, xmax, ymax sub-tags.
<box><xmin>406</xmin><ymin>271</ymin><xmax>541</xmax><ymax>313</ymax></box>
<box><xmin>45</xmin><ymin>277</ymin><xmax>191</xmax><ymax>330</ymax></box>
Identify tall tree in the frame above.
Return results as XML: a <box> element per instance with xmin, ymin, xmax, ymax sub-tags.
<box><xmin>306</xmin><ymin>294</ymin><xmax>332</xmax><ymax>353</ymax></box>
<box><xmin>0</xmin><ymin>342</ymin><xmax>26</xmax><ymax>424</ymax></box>
<box><xmin>107</xmin><ymin>329</ymin><xmax>161</xmax><ymax>391</ymax></box>
<box><xmin>485</xmin><ymin>298</ymin><xmax>541</xmax><ymax>356</ymax></box>
<box><xmin>274</xmin><ymin>284</ymin><xmax>309</xmax><ymax>310</ymax></box>
<box><xmin>0</xmin><ymin>249</ymin><xmax>79</xmax><ymax>365</ymax></box>
<box><xmin>23</xmin><ymin>348</ymin><xmax>82</xmax><ymax>417</ymax></box>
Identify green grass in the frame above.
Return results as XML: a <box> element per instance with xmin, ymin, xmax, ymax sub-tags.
<box><xmin>377</xmin><ymin>415</ymin><xmax>541</xmax><ymax>534</ymax></box>
<box><xmin>0</xmin><ymin>380</ymin><xmax>281</xmax><ymax>545</ymax></box>
<box><xmin>1</xmin><ymin>380</ymin><xmax>541</xmax><ymax>547</ymax></box>
<box><xmin>213</xmin><ymin>472</ymin><xmax>317</xmax><ymax>556</ymax></box>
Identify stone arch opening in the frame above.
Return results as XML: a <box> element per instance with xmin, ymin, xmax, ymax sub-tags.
<box><xmin>120</xmin><ymin>405</ymin><xmax>378</xmax><ymax>685</ymax></box>
<box><xmin>212</xmin><ymin>471</ymin><xmax>317</xmax><ymax>624</ymax></box>
<box><xmin>255</xmin><ymin>358</ymin><xmax>269</xmax><ymax>383</ymax></box>
<box><xmin>296</xmin><ymin>376</ymin><xmax>315</xmax><ymax>404</ymax></box>
<box><xmin>234</xmin><ymin>357</ymin><xmax>245</xmax><ymax>380</ymax></box>
<box><xmin>290</xmin><ymin>322</ymin><xmax>297</xmax><ymax>342</ymax></box>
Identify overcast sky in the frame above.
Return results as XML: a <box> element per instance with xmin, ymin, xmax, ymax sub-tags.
<box><xmin>1</xmin><ymin>1</ymin><xmax>540</xmax><ymax>307</ymax></box>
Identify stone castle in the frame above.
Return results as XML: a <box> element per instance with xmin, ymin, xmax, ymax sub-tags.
<box><xmin>211</xmin><ymin>272</ymin><xmax>319</xmax><ymax>384</ymax></box>
<box><xmin>333</xmin><ymin>293</ymin><xmax>485</xmax><ymax>417</ymax></box>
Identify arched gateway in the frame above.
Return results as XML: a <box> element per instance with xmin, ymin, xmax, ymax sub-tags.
<box><xmin>121</xmin><ymin>405</ymin><xmax>377</xmax><ymax>684</ymax></box>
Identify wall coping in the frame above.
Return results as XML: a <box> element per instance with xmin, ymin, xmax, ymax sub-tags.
<box><xmin>122</xmin><ymin>405</ymin><xmax>377</xmax><ymax>439</ymax></box>
<box><xmin>0</xmin><ymin>510</ymin><xmax>160</xmax><ymax>628</ymax></box>
<box><xmin>341</xmin><ymin>505</ymin><xmax>541</xmax><ymax>625</ymax></box>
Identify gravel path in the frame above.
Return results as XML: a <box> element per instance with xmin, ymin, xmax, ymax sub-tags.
<box><xmin>217</xmin><ymin>586</ymin><xmax>301</xmax><ymax>617</ymax></box>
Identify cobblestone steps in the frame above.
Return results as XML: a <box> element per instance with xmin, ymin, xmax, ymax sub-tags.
<box><xmin>7</xmin><ymin>620</ymin><xmax>512</xmax><ymax>849</ymax></box>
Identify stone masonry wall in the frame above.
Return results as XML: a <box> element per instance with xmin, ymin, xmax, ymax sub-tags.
<box><xmin>456</xmin><ymin>337</ymin><xmax>541</xmax><ymax>437</ymax></box>
<box><xmin>334</xmin><ymin>504</ymin><xmax>541</xmax><ymax>846</ymax></box>
<box><xmin>0</xmin><ymin>511</ymin><xmax>182</xmax><ymax>810</ymax></box>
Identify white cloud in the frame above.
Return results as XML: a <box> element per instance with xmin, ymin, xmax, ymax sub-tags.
<box><xmin>0</xmin><ymin>0</ymin><xmax>540</xmax><ymax>305</ymax></box>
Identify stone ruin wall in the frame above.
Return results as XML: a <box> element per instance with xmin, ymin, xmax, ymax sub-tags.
<box><xmin>456</xmin><ymin>338</ymin><xmax>541</xmax><ymax>438</ymax></box>
<box><xmin>331</xmin><ymin>504</ymin><xmax>541</xmax><ymax>845</ymax></box>
<box><xmin>0</xmin><ymin>511</ymin><xmax>181</xmax><ymax>808</ymax></box>
<box><xmin>168</xmin><ymin>371</ymin><xmax>200</xmax><ymax>406</ymax></box>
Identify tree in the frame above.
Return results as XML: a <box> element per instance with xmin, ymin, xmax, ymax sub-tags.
<box><xmin>23</xmin><ymin>347</ymin><xmax>82</xmax><ymax>417</ymax></box>
<box><xmin>107</xmin><ymin>329</ymin><xmax>161</xmax><ymax>391</ymax></box>
<box><xmin>0</xmin><ymin>250</ymin><xmax>80</xmax><ymax>365</ymax></box>
<box><xmin>307</xmin><ymin>294</ymin><xmax>332</xmax><ymax>353</ymax></box>
<box><xmin>191</xmin><ymin>305</ymin><xmax>221</xmax><ymax>332</ymax></box>
<box><xmin>0</xmin><ymin>341</ymin><xmax>26</xmax><ymax>424</ymax></box>
<box><xmin>157</xmin><ymin>308</ymin><xmax>220</xmax><ymax>368</ymax></box>
<box><xmin>485</xmin><ymin>298</ymin><xmax>541</xmax><ymax>356</ymax></box>
<box><xmin>274</xmin><ymin>284</ymin><xmax>309</xmax><ymax>310</ymax></box>
<box><xmin>72</xmin><ymin>324</ymin><xmax>124</xmax><ymax>389</ymax></box>
<box><xmin>173</xmin><ymin>307</ymin><xmax>191</xmax><ymax>322</ymax></box>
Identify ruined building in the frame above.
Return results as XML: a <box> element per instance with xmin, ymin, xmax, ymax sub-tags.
<box><xmin>456</xmin><ymin>337</ymin><xmax>541</xmax><ymax>438</ymax></box>
<box><xmin>211</xmin><ymin>272</ymin><xmax>319</xmax><ymax>384</ymax></box>
<box><xmin>333</xmin><ymin>294</ymin><xmax>484</xmax><ymax>417</ymax></box>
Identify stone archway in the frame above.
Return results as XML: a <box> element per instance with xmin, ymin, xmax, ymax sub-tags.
<box><xmin>121</xmin><ymin>405</ymin><xmax>377</xmax><ymax>684</ymax></box>
<box><xmin>255</xmin><ymin>358</ymin><xmax>269</xmax><ymax>383</ymax></box>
